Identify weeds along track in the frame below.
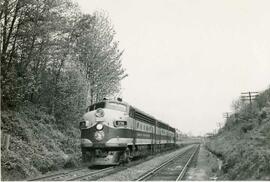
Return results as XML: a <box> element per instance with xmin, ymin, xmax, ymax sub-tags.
<box><xmin>135</xmin><ymin>144</ymin><xmax>200</xmax><ymax>181</ymax></box>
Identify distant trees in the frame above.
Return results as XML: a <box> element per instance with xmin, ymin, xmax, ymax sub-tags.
<box><xmin>1</xmin><ymin>0</ymin><xmax>126</xmax><ymax>124</ymax></box>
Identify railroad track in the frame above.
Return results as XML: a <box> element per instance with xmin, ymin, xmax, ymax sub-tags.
<box><xmin>66</xmin><ymin>166</ymin><xmax>115</xmax><ymax>181</ymax></box>
<box><xmin>28</xmin><ymin>166</ymin><xmax>114</xmax><ymax>181</ymax></box>
<box><xmin>135</xmin><ymin>144</ymin><xmax>200</xmax><ymax>181</ymax></box>
<box><xmin>28</xmin><ymin>145</ymin><xmax>197</xmax><ymax>181</ymax></box>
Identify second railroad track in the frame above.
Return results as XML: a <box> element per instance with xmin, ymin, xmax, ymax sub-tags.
<box><xmin>136</xmin><ymin>144</ymin><xmax>200</xmax><ymax>181</ymax></box>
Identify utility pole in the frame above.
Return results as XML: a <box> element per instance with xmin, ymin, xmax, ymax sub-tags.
<box><xmin>222</xmin><ymin>112</ymin><xmax>230</xmax><ymax>129</ymax></box>
<box><xmin>241</xmin><ymin>91</ymin><xmax>259</xmax><ymax>105</ymax></box>
<box><xmin>223</xmin><ymin>112</ymin><xmax>230</xmax><ymax>120</ymax></box>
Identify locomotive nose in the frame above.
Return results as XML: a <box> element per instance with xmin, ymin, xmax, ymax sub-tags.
<box><xmin>94</xmin><ymin>122</ymin><xmax>105</xmax><ymax>141</ymax></box>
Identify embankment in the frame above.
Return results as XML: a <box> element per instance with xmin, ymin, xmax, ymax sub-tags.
<box><xmin>1</xmin><ymin>105</ymin><xmax>81</xmax><ymax>180</ymax></box>
<box><xmin>206</xmin><ymin>88</ymin><xmax>270</xmax><ymax>180</ymax></box>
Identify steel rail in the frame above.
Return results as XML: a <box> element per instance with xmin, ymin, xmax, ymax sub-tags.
<box><xmin>28</xmin><ymin>172</ymin><xmax>67</xmax><ymax>181</ymax></box>
<box><xmin>28</xmin><ymin>167</ymin><xmax>86</xmax><ymax>181</ymax></box>
<box><xmin>66</xmin><ymin>166</ymin><xmax>114</xmax><ymax>181</ymax></box>
<box><xmin>135</xmin><ymin>146</ymin><xmax>195</xmax><ymax>181</ymax></box>
<box><xmin>176</xmin><ymin>144</ymin><xmax>200</xmax><ymax>181</ymax></box>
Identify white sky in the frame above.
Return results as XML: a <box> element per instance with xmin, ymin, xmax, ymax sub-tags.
<box><xmin>74</xmin><ymin>0</ymin><xmax>270</xmax><ymax>136</ymax></box>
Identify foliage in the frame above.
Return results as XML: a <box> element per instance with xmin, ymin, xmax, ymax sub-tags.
<box><xmin>1</xmin><ymin>107</ymin><xmax>81</xmax><ymax>180</ymax></box>
<box><xmin>1</xmin><ymin>0</ymin><xmax>78</xmax><ymax>109</ymax></box>
<box><xmin>73</xmin><ymin>11</ymin><xmax>127</xmax><ymax>105</ymax></box>
<box><xmin>1</xmin><ymin>0</ymin><xmax>126</xmax><ymax>112</ymax></box>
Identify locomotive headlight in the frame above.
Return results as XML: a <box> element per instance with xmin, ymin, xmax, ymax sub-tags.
<box><xmin>96</xmin><ymin>123</ymin><xmax>103</xmax><ymax>130</ymax></box>
<box><xmin>95</xmin><ymin>109</ymin><xmax>104</xmax><ymax>117</ymax></box>
<box><xmin>94</xmin><ymin>131</ymin><xmax>104</xmax><ymax>141</ymax></box>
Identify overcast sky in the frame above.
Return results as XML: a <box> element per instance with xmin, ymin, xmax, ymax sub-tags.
<box><xmin>75</xmin><ymin>0</ymin><xmax>270</xmax><ymax>136</ymax></box>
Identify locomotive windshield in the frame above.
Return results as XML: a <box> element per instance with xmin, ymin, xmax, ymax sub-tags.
<box><xmin>87</xmin><ymin>101</ymin><xmax>127</xmax><ymax>112</ymax></box>
<box><xmin>106</xmin><ymin>102</ymin><xmax>127</xmax><ymax>112</ymax></box>
<box><xmin>87</xmin><ymin>102</ymin><xmax>105</xmax><ymax>111</ymax></box>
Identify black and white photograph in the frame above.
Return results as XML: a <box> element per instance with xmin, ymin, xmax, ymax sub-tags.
<box><xmin>1</xmin><ymin>0</ymin><xmax>270</xmax><ymax>181</ymax></box>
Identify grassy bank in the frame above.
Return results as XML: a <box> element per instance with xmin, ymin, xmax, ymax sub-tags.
<box><xmin>206</xmin><ymin>88</ymin><xmax>270</xmax><ymax>180</ymax></box>
<box><xmin>1</xmin><ymin>105</ymin><xmax>82</xmax><ymax>180</ymax></box>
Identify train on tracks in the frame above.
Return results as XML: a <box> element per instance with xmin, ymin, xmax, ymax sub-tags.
<box><xmin>80</xmin><ymin>98</ymin><xmax>180</xmax><ymax>165</ymax></box>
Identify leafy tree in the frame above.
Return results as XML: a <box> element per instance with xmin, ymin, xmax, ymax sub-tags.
<box><xmin>1</xmin><ymin>0</ymin><xmax>127</xmax><ymax>124</ymax></box>
<box><xmin>73</xmin><ymin>11</ymin><xmax>127</xmax><ymax>105</ymax></box>
<box><xmin>1</xmin><ymin>0</ymin><xmax>80</xmax><ymax>109</ymax></box>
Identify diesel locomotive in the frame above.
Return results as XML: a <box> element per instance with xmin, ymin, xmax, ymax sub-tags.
<box><xmin>80</xmin><ymin>98</ymin><xmax>178</xmax><ymax>165</ymax></box>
